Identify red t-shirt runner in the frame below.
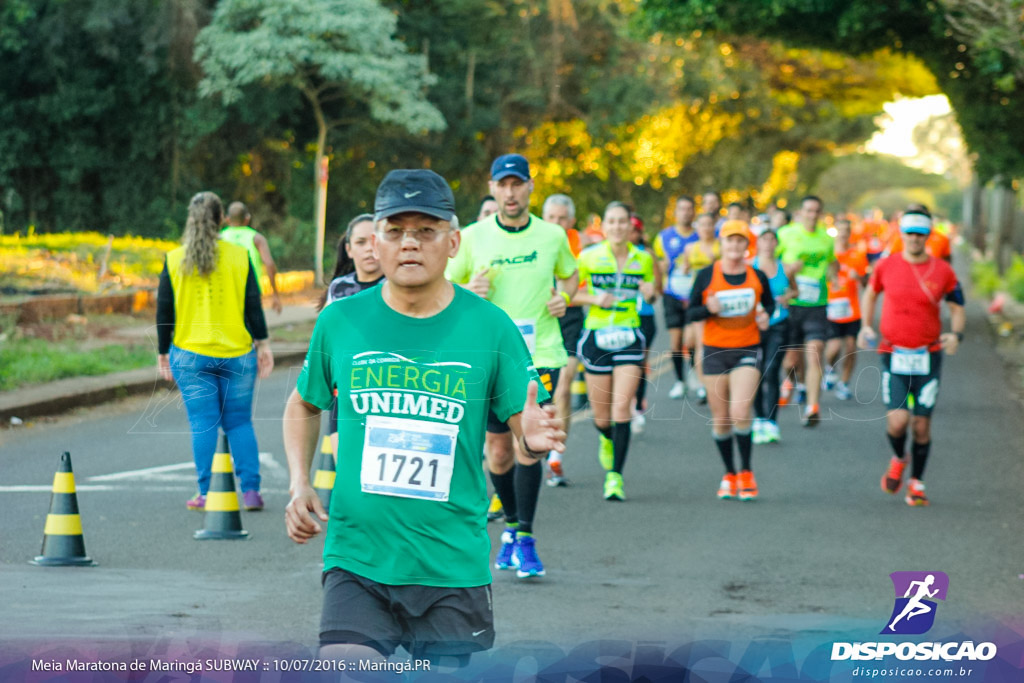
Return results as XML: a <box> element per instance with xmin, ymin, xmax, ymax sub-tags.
<box><xmin>869</xmin><ymin>253</ymin><xmax>959</xmax><ymax>352</ymax></box>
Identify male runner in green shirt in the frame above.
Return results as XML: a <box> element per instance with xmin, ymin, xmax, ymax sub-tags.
<box><xmin>283</xmin><ymin>169</ymin><xmax>565</xmax><ymax>667</ymax></box>
<box><xmin>220</xmin><ymin>202</ymin><xmax>283</xmax><ymax>314</ymax></box>
<box><xmin>777</xmin><ymin>195</ymin><xmax>838</xmax><ymax>426</ymax></box>
<box><xmin>446</xmin><ymin>153</ymin><xmax>578</xmax><ymax>579</ymax></box>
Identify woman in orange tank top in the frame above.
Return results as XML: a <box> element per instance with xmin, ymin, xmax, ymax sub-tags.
<box><xmin>686</xmin><ymin>221</ymin><xmax>775</xmax><ymax>502</ymax></box>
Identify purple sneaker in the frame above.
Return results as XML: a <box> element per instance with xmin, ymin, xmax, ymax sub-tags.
<box><xmin>186</xmin><ymin>493</ymin><xmax>206</xmax><ymax>511</ymax></box>
<box><xmin>242</xmin><ymin>490</ymin><xmax>264</xmax><ymax>511</ymax></box>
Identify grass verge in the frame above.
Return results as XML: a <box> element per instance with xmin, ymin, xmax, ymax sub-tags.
<box><xmin>0</xmin><ymin>339</ymin><xmax>154</xmax><ymax>391</ymax></box>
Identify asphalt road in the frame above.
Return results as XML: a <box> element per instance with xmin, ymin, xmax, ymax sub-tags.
<box><xmin>1</xmin><ymin>299</ymin><xmax>1022</xmax><ymax>674</ymax></box>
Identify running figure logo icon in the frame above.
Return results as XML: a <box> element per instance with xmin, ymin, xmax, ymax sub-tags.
<box><xmin>881</xmin><ymin>571</ymin><xmax>949</xmax><ymax>635</ymax></box>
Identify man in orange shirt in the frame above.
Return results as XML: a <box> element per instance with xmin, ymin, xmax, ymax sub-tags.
<box><xmin>823</xmin><ymin>218</ymin><xmax>869</xmax><ymax>401</ymax></box>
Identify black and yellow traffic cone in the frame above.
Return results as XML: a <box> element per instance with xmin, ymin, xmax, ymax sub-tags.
<box><xmin>571</xmin><ymin>366</ymin><xmax>589</xmax><ymax>411</ymax></box>
<box><xmin>194</xmin><ymin>434</ymin><xmax>248</xmax><ymax>540</ymax></box>
<box><xmin>313</xmin><ymin>434</ymin><xmax>336</xmax><ymax>510</ymax></box>
<box><xmin>31</xmin><ymin>452</ymin><xmax>96</xmax><ymax>566</ymax></box>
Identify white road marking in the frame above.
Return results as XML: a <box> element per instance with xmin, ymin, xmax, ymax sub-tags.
<box><xmin>88</xmin><ymin>462</ymin><xmax>194</xmax><ymax>481</ymax></box>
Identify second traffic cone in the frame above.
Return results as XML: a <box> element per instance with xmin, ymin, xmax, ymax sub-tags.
<box><xmin>194</xmin><ymin>434</ymin><xmax>249</xmax><ymax>540</ymax></box>
<box><xmin>313</xmin><ymin>434</ymin><xmax>336</xmax><ymax>510</ymax></box>
<box><xmin>31</xmin><ymin>452</ymin><xmax>96</xmax><ymax>566</ymax></box>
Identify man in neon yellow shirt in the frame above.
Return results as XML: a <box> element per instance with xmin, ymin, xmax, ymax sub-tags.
<box><xmin>220</xmin><ymin>202</ymin><xmax>283</xmax><ymax>314</ymax></box>
<box><xmin>446</xmin><ymin>153</ymin><xmax>578</xmax><ymax>579</ymax></box>
<box><xmin>777</xmin><ymin>195</ymin><xmax>838</xmax><ymax>426</ymax></box>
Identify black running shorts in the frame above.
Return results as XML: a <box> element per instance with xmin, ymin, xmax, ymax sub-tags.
<box><xmin>827</xmin><ymin>319</ymin><xmax>862</xmax><ymax>340</ymax></box>
<box><xmin>788</xmin><ymin>305</ymin><xmax>829</xmax><ymax>344</ymax></box>
<box><xmin>882</xmin><ymin>350</ymin><xmax>943</xmax><ymax>417</ymax></box>
<box><xmin>577</xmin><ymin>327</ymin><xmax>647</xmax><ymax>376</ymax></box>
<box><xmin>559</xmin><ymin>306</ymin><xmax>585</xmax><ymax>356</ymax></box>
<box><xmin>662</xmin><ymin>295</ymin><xmax>687</xmax><ymax>330</ymax></box>
<box><xmin>702</xmin><ymin>344</ymin><xmax>761</xmax><ymax>376</ymax></box>
<box><xmin>320</xmin><ymin>567</ymin><xmax>494</xmax><ymax>661</ymax></box>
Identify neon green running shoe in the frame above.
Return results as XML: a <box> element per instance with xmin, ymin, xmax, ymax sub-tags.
<box><xmin>598</xmin><ymin>435</ymin><xmax>613</xmax><ymax>471</ymax></box>
<box><xmin>604</xmin><ymin>472</ymin><xmax>625</xmax><ymax>501</ymax></box>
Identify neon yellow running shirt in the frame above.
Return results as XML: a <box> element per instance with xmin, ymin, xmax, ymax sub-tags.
<box><xmin>446</xmin><ymin>214</ymin><xmax>577</xmax><ymax>369</ymax></box>
<box><xmin>577</xmin><ymin>241</ymin><xmax>654</xmax><ymax>330</ymax></box>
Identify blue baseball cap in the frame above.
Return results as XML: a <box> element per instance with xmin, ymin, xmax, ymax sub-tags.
<box><xmin>491</xmin><ymin>154</ymin><xmax>531</xmax><ymax>181</ymax></box>
<box><xmin>899</xmin><ymin>212</ymin><xmax>932</xmax><ymax>235</ymax></box>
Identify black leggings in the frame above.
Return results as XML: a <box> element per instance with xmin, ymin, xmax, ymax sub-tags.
<box><xmin>755</xmin><ymin>321</ymin><xmax>789</xmax><ymax>422</ymax></box>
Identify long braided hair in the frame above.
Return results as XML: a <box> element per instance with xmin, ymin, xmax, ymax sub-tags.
<box><xmin>180</xmin><ymin>191</ymin><xmax>223</xmax><ymax>277</ymax></box>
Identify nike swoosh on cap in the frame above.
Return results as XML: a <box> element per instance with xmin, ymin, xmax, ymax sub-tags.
<box><xmin>505</xmin><ymin>163</ymin><xmax>516</xmax><ymax>168</ymax></box>
<box><xmin>404</xmin><ymin>191</ymin><xmax>421</xmax><ymax>198</ymax></box>
<box><xmin>472</xmin><ymin>629</ymin><xmax>488</xmax><ymax>637</ymax></box>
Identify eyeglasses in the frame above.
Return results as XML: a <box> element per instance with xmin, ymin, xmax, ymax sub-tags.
<box><xmin>377</xmin><ymin>226</ymin><xmax>450</xmax><ymax>243</ymax></box>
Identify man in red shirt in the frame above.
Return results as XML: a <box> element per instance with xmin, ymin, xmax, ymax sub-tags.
<box><xmin>858</xmin><ymin>209</ymin><xmax>965</xmax><ymax>507</ymax></box>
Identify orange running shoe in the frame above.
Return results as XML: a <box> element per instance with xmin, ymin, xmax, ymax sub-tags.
<box><xmin>717</xmin><ymin>473</ymin><xmax>738</xmax><ymax>500</ymax></box>
<box><xmin>737</xmin><ymin>469</ymin><xmax>758</xmax><ymax>501</ymax></box>
<box><xmin>778</xmin><ymin>378</ymin><xmax>793</xmax><ymax>406</ymax></box>
<box><xmin>881</xmin><ymin>457</ymin><xmax>906</xmax><ymax>494</ymax></box>
<box><xmin>905</xmin><ymin>478</ymin><xmax>929</xmax><ymax>507</ymax></box>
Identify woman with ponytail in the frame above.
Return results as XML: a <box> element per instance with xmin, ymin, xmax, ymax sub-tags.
<box><xmin>317</xmin><ymin>213</ymin><xmax>384</xmax><ymax>311</ymax></box>
<box><xmin>156</xmin><ymin>191</ymin><xmax>274</xmax><ymax>512</ymax></box>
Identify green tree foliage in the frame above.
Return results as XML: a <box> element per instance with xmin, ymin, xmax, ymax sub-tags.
<box><xmin>194</xmin><ymin>0</ymin><xmax>445</xmax><ymax>280</ymax></box>
<box><xmin>639</xmin><ymin>0</ymin><xmax>1024</xmax><ymax>183</ymax></box>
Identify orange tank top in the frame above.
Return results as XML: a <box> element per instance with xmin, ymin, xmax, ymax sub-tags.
<box><xmin>702</xmin><ymin>261</ymin><xmax>763</xmax><ymax>348</ymax></box>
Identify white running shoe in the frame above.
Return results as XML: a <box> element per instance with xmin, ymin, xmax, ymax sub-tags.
<box><xmin>631</xmin><ymin>411</ymin><xmax>646</xmax><ymax>434</ymax></box>
<box><xmin>835</xmin><ymin>381</ymin><xmax>852</xmax><ymax>401</ymax></box>
<box><xmin>668</xmin><ymin>380</ymin><xmax>685</xmax><ymax>399</ymax></box>
<box><xmin>764</xmin><ymin>420</ymin><xmax>781</xmax><ymax>443</ymax></box>
<box><xmin>751</xmin><ymin>418</ymin><xmax>767</xmax><ymax>445</ymax></box>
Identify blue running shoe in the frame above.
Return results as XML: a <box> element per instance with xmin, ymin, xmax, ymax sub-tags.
<box><xmin>512</xmin><ymin>534</ymin><xmax>545</xmax><ymax>578</ymax></box>
<box><xmin>494</xmin><ymin>527</ymin><xmax>517</xmax><ymax>570</ymax></box>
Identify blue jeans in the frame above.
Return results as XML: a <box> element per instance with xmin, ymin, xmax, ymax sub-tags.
<box><xmin>169</xmin><ymin>346</ymin><xmax>261</xmax><ymax>495</ymax></box>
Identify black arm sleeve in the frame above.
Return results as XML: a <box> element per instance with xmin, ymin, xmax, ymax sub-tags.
<box><xmin>945</xmin><ymin>282</ymin><xmax>965</xmax><ymax>306</ymax></box>
<box><xmin>755</xmin><ymin>269</ymin><xmax>776</xmax><ymax>317</ymax></box>
<box><xmin>685</xmin><ymin>266</ymin><xmax>715</xmax><ymax>324</ymax></box>
<box><xmin>243</xmin><ymin>259</ymin><xmax>269</xmax><ymax>342</ymax></box>
<box><xmin>156</xmin><ymin>260</ymin><xmax>175</xmax><ymax>354</ymax></box>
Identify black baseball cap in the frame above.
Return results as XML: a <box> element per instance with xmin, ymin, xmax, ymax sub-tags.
<box><xmin>490</xmin><ymin>154</ymin><xmax>531</xmax><ymax>181</ymax></box>
<box><xmin>374</xmin><ymin>169</ymin><xmax>456</xmax><ymax>222</ymax></box>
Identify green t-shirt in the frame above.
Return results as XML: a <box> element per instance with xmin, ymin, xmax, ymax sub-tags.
<box><xmin>220</xmin><ymin>226</ymin><xmax>266</xmax><ymax>292</ymax></box>
<box><xmin>577</xmin><ymin>241</ymin><xmax>655</xmax><ymax>330</ymax></box>
<box><xmin>296</xmin><ymin>285</ymin><xmax>544</xmax><ymax>587</ymax></box>
<box><xmin>777</xmin><ymin>222</ymin><xmax>835</xmax><ymax>307</ymax></box>
<box><xmin>445</xmin><ymin>214</ymin><xmax>578</xmax><ymax>369</ymax></box>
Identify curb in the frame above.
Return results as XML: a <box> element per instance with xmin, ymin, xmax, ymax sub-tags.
<box><xmin>0</xmin><ymin>344</ymin><xmax>310</xmax><ymax>424</ymax></box>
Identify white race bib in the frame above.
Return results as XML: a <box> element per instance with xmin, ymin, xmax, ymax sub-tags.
<box><xmin>891</xmin><ymin>346</ymin><xmax>930</xmax><ymax>376</ymax></box>
<box><xmin>514</xmin><ymin>319</ymin><xmax>537</xmax><ymax>354</ymax></box>
<box><xmin>360</xmin><ymin>416</ymin><xmax>458</xmax><ymax>501</ymax></box>
<box><xmin>594</xmin><ymin>326</ymin><xmax>636</xmax><ymax>351</ymax></box>
<box><xmin>795</xmin><ymin>275</ymin><xmax>822</xmax><ymax>304</ymax></box>
<box><xmin>715</xmin><ymin>288</ymin><xmax>756</xmax><ymax>318</ymax></box>
<box><xmin>827</xmin><ymin>297</ymin><xmax>853</xmax><ymax>321</ymax></box>
<box><xmin>669</xmin><ymin>270</ymin><xmax>695</xmax><ymax>299</ymax></box>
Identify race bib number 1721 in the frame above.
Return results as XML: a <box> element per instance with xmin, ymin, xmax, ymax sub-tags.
<box><xmin>360</xmin><ymin>416</ymin><xmax>459</xmax><ymax>501</ymax></box>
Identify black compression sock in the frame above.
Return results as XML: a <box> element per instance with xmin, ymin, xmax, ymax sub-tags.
<box><xmin>514</xmin><ymin>461</ymin><xmax>542</xmax><ymax>535</ymax></box>
<box><xmin>595</xmin><ymin>423</ymin><xmax>612</xmax><ymax>441</ymax></box>
<box><xmin>734</xmin><ymin>428</ymin><xmax>753</xmax><ymax>472</ymax></box>
<box><xmin>887</xmin><ymin>431</ymin><xmax>907</xmax><ymax>459</ymax></box>
<box><xmin>489</xmin><ymin>469</ymin><xmax>517</xmax><ymax>525</ymax></box>
<box><xmin>714</xmin><ymin>432</ymin><xmax>735</xmax><ymax>474</ymax></box>
<box><xmin>611</xmin><ymin>421</ymin><xmax>631</xmax><ymax>474</ymax></box>
<box><xmin>636</xmin><ymin>366</ymin><xmax>648</xmax><ymax>407</ymax></box>
<box><xmin>672</xmin><ymin>352</ymin><xmax>685</xmax><ymax>381</ymax></box>
<box><xmin>910</xmin><ymin>441</ymin><xmax>930</xmax><ymax>480</ymax></box>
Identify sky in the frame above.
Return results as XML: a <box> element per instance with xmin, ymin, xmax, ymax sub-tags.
<box><xmin>864</xmin><ymin>94</ymin><xmax>962</xmax><ymax>176</ymax></box>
